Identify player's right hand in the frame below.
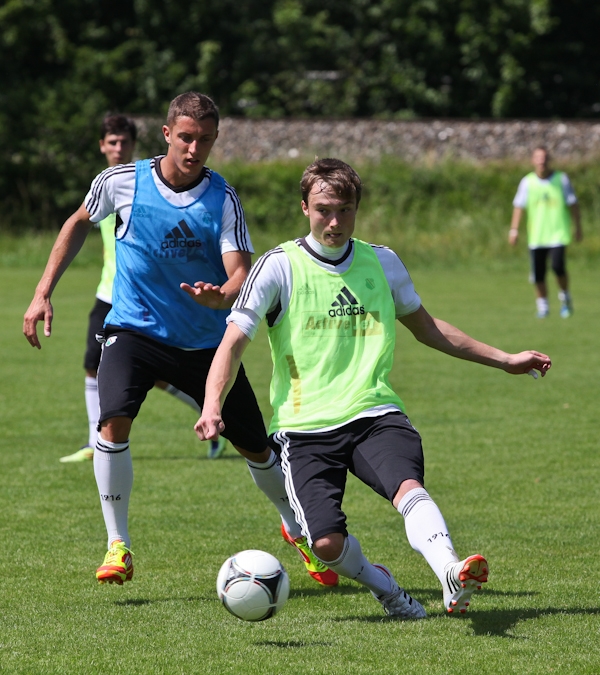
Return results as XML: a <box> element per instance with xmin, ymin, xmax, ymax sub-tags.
<box><xmin>23</xmin><ymin>296</ymin><xmax>53</xmax><ymax>349</ymax></box>
<box><xmin>194</xmin><ymin>412</ymin><xmax>225</xmax><ymax>442</ymax></box>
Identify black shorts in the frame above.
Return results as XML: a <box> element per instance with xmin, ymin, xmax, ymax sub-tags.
<box><xmin>269</xmin><ymin>412</ymin><xmax>424</xmax><ymax>545</ymax></box>
<box><xmin>96</xmin><ymin>326</ymin><xmax>267</xmax><ymax>454</ymax></box>
<box><xmin>84</xmin><ymin>298</ymin><xmax>112</xmax><ymax>371</ymax></box>
<box><xmin>530</xmin><ymin>246</ymin><xmax>567</xmax><ymax>283</ymax></box>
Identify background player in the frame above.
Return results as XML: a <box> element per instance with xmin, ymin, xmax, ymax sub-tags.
<box><xmin>24</xmin><ymin>93</ymin><xmax>336</xmax><ymax>588</ymax></box>
<box><xmin>509</xmin><ymin>146</ymin><xmax>582</xmax><ymax>318</ymax></box>
<box><xmin>60</xmin><ymin>114</ymin><xmax>226</xmax><ymax>463</ymax></box>
<box><xmin>195</xmin><ymin>158</ymin><xmax>552</xmax><ymax>618</ymax></box>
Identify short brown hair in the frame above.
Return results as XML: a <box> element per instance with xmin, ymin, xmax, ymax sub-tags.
<box><xmin>100</xmin><ymin>115</ymin><xmax>137</xmax><ymax>141</ymax></box>
<box><xmin>300</xmin><ymin>158</ymin><xmax>362</xmax><ymax>206</ymax></box>
<box><xmin>166</xmin><ymin>92</ymin><xmax>220</xmax><ymax>128</ymax></box>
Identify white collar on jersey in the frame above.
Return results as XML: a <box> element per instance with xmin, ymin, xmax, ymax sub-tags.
<box><xmin>304</xmin><ymin>232</ymin><xmax>351</xmax><ymax>261</ymax></box>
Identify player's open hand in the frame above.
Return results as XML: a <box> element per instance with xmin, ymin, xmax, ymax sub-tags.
<box><xmin>23</xmin><ymin>295</ymin><xmax>53</xmax><ymax>349</ymax></box>
<box><xmin>194</xmin><ymin>412</ymin><xmax>225</xmax><ymax>442</ymax></box>
<box><xmin>504</xmin><ymin>351</ymin><xmax>551</xmax><ymax>378</ymax></box>
<box><xmin>180</xmin><ymin>281</ymin><xmax>227</xmax><ymax>309</ymax></box>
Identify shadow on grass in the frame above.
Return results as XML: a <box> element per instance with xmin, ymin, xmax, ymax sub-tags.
<box><xmin>254</xmin><ymin>640</ymin><xmax>334</xmax><ymax>648</ymax></box>
<box><xmin>468</xmin><ymin>606</ymin><xmax>600</xmax><ymax>638</ymax></box>
<box><xmin>133</xmin><ymin>455</ymin><xmax>245</xmax><ymax>462</ymax></box>
<box><xmin>114</xmin><ymin>595</ymin><xmax>212</xmax><ymax>607</ymax></box>
<box><xmin>288</xmin><ymin>585</ymin><xmax>360</xmax><ymax>598</ymax></box>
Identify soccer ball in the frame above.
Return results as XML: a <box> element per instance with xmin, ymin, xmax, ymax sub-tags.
<box><xmin>216</xmin><ymin>549</ymin><xmax>290</xmax><ymax>621</ymax></box>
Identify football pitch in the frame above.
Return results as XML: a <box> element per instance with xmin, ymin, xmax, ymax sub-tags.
<box><xmin>1</xmin><ymin>263</ymin><xmax>599</xmax><ymax>674</ymax></box>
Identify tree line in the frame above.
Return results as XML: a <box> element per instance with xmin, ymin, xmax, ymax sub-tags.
<box><xmin>1</xmin><ymin>0</ymin><xmax>598</xmax><ymax>230</ymax></box>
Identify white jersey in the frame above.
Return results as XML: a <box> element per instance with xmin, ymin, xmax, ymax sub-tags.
<box><xmin>84</xmin><ymin>156</ymin><xmax>253</xmax><ymax>255</ymax></box>
<box><xmin>513</xmin><ymin>171</ymin><xmax>577</xmax><ymax>209</ymax></box>
<box><xmin>229</xmin><ymin>233</ymin><xmax>421</xmax><ymax>340</ymax></box>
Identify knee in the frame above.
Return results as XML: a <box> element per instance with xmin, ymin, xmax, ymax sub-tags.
<box><xmin>312</xmin><ymin>533</ymin><xmax>345</xmax><ymax>563</ymax></box>
<box><xmin>100</xmin><ymin>417</ymin><xmax>132</xmax><ymax>443</ymax></box>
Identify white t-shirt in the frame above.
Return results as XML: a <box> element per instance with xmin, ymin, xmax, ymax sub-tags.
<box><xmin>229</xmin><ymin>233</ymin><xmax>421</xmax><ymax>339</ymax></box>
<box><xmin>513</xmin><ymin>171</ymin><xmax>577</xmax><ymax>209</ymax></box>
<box><xmin>84</xmin><ymin>156</ymin><xmax>253</xmax><ymax>255</ymax></box>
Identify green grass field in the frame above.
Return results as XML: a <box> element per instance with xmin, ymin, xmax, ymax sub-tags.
<box><xmin>2</xmin><ymin>260</ymin><xmax>599</xmax><ymax>674</ymax></box>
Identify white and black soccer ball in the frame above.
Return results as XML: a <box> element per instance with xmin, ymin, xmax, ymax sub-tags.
<box><xmin>216</xmin><ymin>549</ymin><xmax>290</xmax><ymax>621</ymax></box>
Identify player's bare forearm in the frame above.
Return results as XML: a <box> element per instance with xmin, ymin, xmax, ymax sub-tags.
<box><xmin>399</xmin><ymin>306</ymin><xmax>551</xmax><ymax>377</ymax></box>
<box><xmin>220</xmin><ymin>250</ymin><xmax>252</xmax><ymax>306</ymax></box>
<box><xmin>570</xmin><ymin>203</ymin><xmax>583</xmax><ymax>241</ymax></box>
<box><xmin>195</xmin><ymin>323</ymin><xmax>250</xmax><ymax>440</ymax></box>
<box><xmin>509</xmin><ymin>207</ymin><xmax>523</xmax><ymax>245</ymax></box>
<box><xmin>23</xmin><ymin>204</ymin><xmax>92</xmax><ymax>348</ymax></box>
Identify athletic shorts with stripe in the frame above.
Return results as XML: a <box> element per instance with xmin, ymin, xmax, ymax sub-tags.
<box><xmin>84</xmin><ymin>298</ymin><xmax>112</xmax><ymax>371</ymax></box>
<box><xmin>269</xmin><ymin>412</ymin><xmax>425</xmax><ymax>546</ymax></box>
<box><xmin>97</xmin><ymin>326</ymin><xmax>267</xmax><ymax>454</ymax></box>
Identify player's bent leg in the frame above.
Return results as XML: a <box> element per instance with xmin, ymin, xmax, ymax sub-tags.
<box><xmin>314</xmin><ymin>534</ymin><xmax>425</xmax><ymax>619</ymax></box>
<box><xmin>282</xmin><ymin>525</ymin><xmax>339</xmax><ymax>587</ymax></box>
<box><xmin>396</xmin><ymin>484</ymin><xmax>488</xmax><ymax>614</ymax></box>
<box><xmin>239</xmin><ymin>446</ymin><xmax>338</xmax><ymax>587</ymax></box>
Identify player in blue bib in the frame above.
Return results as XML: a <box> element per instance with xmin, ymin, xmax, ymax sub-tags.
<box><xmin>24</xmin><ymin>92</ymin><xmax>337</xmax><ymax>588</ymax></box>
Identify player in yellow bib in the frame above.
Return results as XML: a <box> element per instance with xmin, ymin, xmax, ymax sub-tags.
<box><xmin>195</xmin><ymin>158</ymin><xmax>552</xmax><ymax>618</ymax></box>
<box><xmin>509</xmin><ymin>147</ymin><xmax>582</xmax><ymax>318</ymax></box>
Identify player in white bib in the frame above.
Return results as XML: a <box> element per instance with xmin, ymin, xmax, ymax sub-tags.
<box><xmin>196</xmin><ymin>158</ymin><xmax>552</xmax><ymax>618</ymax></box>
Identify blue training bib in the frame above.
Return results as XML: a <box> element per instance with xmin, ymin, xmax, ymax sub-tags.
<box><xmin>105</xmin><ymin>159</ymin><xmax>229</xmax><ymax>349</ymax></box>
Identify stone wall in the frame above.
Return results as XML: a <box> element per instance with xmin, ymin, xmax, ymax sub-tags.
<box><xmin>204</xmin><ymin>119</ymin><xmax>600</xmax><ymax>163</ymax></box>
<box><xmin>137</xmin><ymin>117</ymin><xmax>600</xmax><ymax>163</ymax></box>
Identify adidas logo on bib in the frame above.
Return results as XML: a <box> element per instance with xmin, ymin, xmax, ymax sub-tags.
<box><xmin>329</xmin><ymin>286</ymin><xmax>365</xmax><ymax>317</ymax></box>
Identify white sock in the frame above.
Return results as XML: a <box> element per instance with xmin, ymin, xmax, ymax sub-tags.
<box><xmin>85</xmin><ymin>376</ymin><xmax>100</xmax><ymax>448</ymax></box>
<box><xmin>558</xmin><ymin>290</ymin><xmax>570</xmax><ymax>303</ymax></box>
<box><xmin>398</xmin><ymin>488</ymin><xmax>459</xmax><ymax>584</ymax></box>
<box><xmin>246</xmin><ymin>450</ymin><xmax>302</xmax><ymax>538</ymax></box>
<box><xmin>94</xmin><ymin>435</ymin><xmax>133</xmax><ymax>549</ymax></box>
<box><xmin>164</xmin><ymin>384</ymin><xmax>201</xmax><ymax>414</ymax></box>
<box><xmin>536</xmin><ymin>297</ymin><xmax>549</xmax><ymax>313</ymax></box>
<box><xmin>321</xmin><ymin>534</ymin><xmax>393</xmax><ymax>596</ymax></box>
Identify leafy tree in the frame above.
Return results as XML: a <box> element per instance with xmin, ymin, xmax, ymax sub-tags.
<box><xmin>1</xmin><ymin>0</ymin><xmax>599</xmax><ymax>229</ymax></box>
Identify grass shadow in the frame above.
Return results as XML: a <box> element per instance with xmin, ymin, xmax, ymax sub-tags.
<box><xmin>468</xmin><ymin>606</ymin><xmax>600</xmax><ymax>637</ymax></box>
<box><xmin>254</xmin><ymin>640</ymin><xmax>334</xmax><ymax>648</ymax></box>
<box><xmin>133</xmin><ymin>455</ymin><xmax>245</xmax><ymax>462</ymax></box>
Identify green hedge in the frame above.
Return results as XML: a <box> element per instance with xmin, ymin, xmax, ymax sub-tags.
<box><xmin>3</xmin><ymin>159</ymin><xmax>599</xmax><ymax>270</ymax></box>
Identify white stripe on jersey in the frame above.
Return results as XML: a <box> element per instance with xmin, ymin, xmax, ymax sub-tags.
<box><xmin>234</xmin><ymin>246</ymin><xmax>285</xmax><ymax>309</ymax></box>
<box><xmin>225</xmin><ymin>184</ymin><xmax>251</xmax><ymax>252</ymax></box>
<box><xmin>86</xmin><ymin>163</ymin><xmax>138</xmax><ymax>216</ymax></box>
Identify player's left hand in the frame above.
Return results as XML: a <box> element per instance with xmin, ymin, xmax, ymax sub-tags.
<box><xmin>504</xmin><ymin>351</ymin><xmax>552</xmax><ymax>378</ymax></box>
<box><xmin>181</xmin><ymin>281</ymin><xmax>226</xmax><ymax>309</ymax></box>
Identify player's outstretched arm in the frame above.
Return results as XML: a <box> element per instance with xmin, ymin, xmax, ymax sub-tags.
<box><xmin>23</xmin><ymin>203</ymin><xmax>93</xmax><ymax>349</ymax></box>
<box><xmin>195</xmin><ymin>323</ymin><xmax>251</xmax><ymax>441</ymax></box>
<box><xmin>180</xmin><ymin>250</ymin><xmax>252</xmax><ymax>310</ymax></box>
<box><xmin>399</xmin><ymin>305</ymin><xmax>551</xmax><ymax>377</ymax></box>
